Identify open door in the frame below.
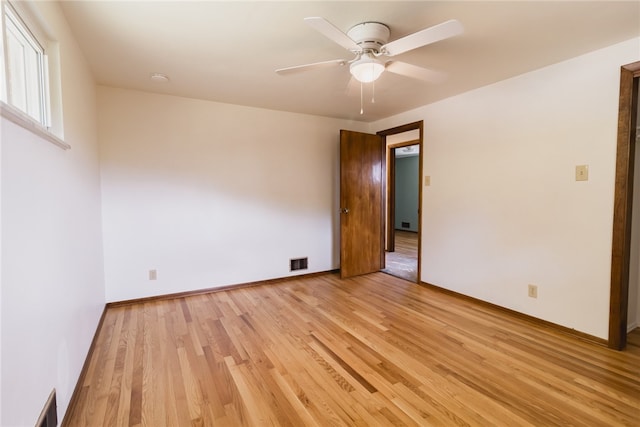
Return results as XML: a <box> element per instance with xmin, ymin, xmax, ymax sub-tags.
<box><xmin>340</xmin><ymin>130</ymin><xmax>385</xmax><ymax>278</ymax></box>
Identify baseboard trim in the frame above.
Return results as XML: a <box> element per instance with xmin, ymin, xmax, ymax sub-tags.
<box><xmin>419</xmin><ymin>281</ymin><xmax>608</xmax><ymax>348</ymax></box>
<box><xmin>62</xmin><ymin>306</ymin><xmax>109</xmax><ymax>426</ymax></box>
<box><xmin>107</xmin><ymin>269</ymin><xmax>340</xmax><ymax>308</ymax></box>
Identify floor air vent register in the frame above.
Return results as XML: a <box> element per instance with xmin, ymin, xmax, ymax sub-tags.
<box><xmin>290</xmin><ymin>257</ymin><xmax>308</xmax><ymax>271</ymax></box>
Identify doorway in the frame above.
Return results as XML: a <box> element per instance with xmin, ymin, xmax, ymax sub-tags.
<box><xmin>338</xmin><ymin>122</ymin><xmax>423</xmax><ymax>282</ymax></box>
<box><xmin>609</xmin><ymin>61</ymin><xmax>640</xmax><ymax>350</ymax></box>
<box><xmin>383</xmin><ymin>142</ymin><xmax>420</xmax><ymax>282</ymax></box>
<box><xmin>626</xmin><ymin>88</ymin><xmax>640</xmax><ymax>338</ymax></box>
<box><xmin>377</xmin><ymin>122</ymin><xmax>424</xmax><ymax>283</ymax></box>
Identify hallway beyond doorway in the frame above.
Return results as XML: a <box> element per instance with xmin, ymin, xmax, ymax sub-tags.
<box><xmin>383</xmin><ymin>230</ymin><xmax>418</xmax><ymax>282</ymax></box>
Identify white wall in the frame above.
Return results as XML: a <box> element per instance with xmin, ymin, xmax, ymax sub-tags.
<box><xmin>1</xmin><ymin>2</ymin><xmax>104</xmax><ymax>425</ymax></box>
<box><xmin>372</xmin><ymin>38</ymin><xmax>640</xmax><ymax>339</ymax></box>
<box><xmin>98</xmin><ymin>87</ymin><xmax>368</xmax><ymax>302</ymax></box>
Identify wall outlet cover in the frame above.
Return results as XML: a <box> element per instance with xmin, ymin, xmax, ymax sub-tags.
<box><xmin>575</xmin><ymin>165</ymin><xmax>589</xmax><ymax>181</ymax></box>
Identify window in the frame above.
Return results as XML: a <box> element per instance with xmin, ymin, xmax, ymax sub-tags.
<box><xmin>1</xmin><ymin>1</ymin><xmax>49</xmax><ymax>125</ymax></box>
<box><xmin>0</xmin><ymin>0</ymin><xmax>66</xmax><ymax>149</ymax></box>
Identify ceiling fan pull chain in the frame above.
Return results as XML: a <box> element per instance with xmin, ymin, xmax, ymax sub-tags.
<box><xmin>371</xmin><ymin>76</ymin><xmax>376</xmax><ymax>104</ymax></box>
<box><xmin>360</xmin><ymin>81</ymin><xmax>364</xmax><ymax>114</ymax></box>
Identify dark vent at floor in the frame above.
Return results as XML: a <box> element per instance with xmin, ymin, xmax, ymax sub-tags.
<box><xmin>290</xmin><ymin>257</ymin><xmax>308</xmax><ymax>271</ymax></box>
<box><xmin>36</xmin><ymin>389</ymin><xmax>57</xmax><ymax>427</ymax></box>
<box><xmin>401</xmin><ymin>222</ymin><xmax>411</xmax><ymax>228</ymax></box>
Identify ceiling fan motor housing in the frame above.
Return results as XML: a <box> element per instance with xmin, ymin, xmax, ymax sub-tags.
<box><xmin>347</xmin><ymin>22</ymin><xmax>390</xmax><ymax>52</ymax></box>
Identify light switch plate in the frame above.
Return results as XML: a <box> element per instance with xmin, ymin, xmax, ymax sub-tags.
<box><xmin>575</xmin><ymin>165</ymin><xmax>589</xmax><ymax>181</ymax></box>
<box><xmin>424</xmin><ymin>176</ymin><xmax>431</xmax><ymax>186</ymax></box>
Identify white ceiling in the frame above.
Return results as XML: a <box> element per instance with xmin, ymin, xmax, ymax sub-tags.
<box><xmin>59</xmin><ymin>1</ymin><xmax>640</xmax><ymax>122</ymax></box>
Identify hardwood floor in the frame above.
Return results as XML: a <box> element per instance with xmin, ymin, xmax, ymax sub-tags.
<box><xmin>64</xmin><ymin>273</ymin><xmax>640</xmax><ymax>426</ymax></box>
<box><xmin>384</xmin><ymin>230</ymin><xmax>418</xmax><ymax>282</ymax></box>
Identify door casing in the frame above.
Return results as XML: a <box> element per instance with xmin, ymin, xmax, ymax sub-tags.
<box><xmin>609</xmin><ymin>61</ymin><xmax>640</xmax><ymax>350</ymax></box>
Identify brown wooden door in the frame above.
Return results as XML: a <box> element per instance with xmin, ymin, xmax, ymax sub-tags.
<box><xmin>340</xmin><ymin>129</ymin><xmax>385</xmax><ymax>278</ymax></box>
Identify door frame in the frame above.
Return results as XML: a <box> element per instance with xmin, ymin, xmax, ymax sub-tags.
<box><xmin>609</xmin><ymin>61</ymin><xmax>640</xmax><ymax>350</ymax></box>
<box><xmin>378</xmin><ymin>121</ymin><xmax>424</xmax><ymax>283</ymax></box>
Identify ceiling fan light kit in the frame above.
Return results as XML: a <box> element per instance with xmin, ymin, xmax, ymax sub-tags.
<box><xmin>350</xmin><ymin>53</ymin><xmax>385</xmax><ymax>83</ymax></box>
<box><xmin>347</xmin><ymin>22</ymin><xmax>389</xmax><ymax>83</ymax></box>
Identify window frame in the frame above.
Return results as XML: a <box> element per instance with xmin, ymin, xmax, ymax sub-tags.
<box><xmin>0</xmin><ymin>0</ymin><xmax>68</xmax><ymax>150</ymax></box>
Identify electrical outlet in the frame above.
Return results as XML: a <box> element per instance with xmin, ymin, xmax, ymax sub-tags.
<box><xmin>528</xmin><ymin>284</ymin><xmax>538</xmax><ymax>298</ymax></box>
<box><xmin>149</xmin><ymin>269</ymin><xmax>157</xmax><ymax>280</ymax></box>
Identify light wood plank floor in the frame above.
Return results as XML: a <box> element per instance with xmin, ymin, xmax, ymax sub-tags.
<box><xmin>64</xmin><ymin>273</ymin><xmax>640</xmax><ymax>426</ymax></box>
<box><xmin>384</xmin><ymin>230</ymin><xmax>418</xmax><ymax>282</ymax></box>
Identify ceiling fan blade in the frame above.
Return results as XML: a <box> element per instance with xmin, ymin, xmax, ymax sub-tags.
<box><xmin>276</xmin><ymin>59</ymin><xmax>347</xmax><ymax>75</ymax></box>
<box><xmin>381</xmin><ymin>19</ymin><xmax>463</xmax><ymax>56</ymax></box>
<box><xmin>385</xmin><ymin>61</ymin><xmax>447</xmax><ymax>83</ymax></box>
<box><xmin>304</xmin><ymin>17</ymin><xmax>361</xmax><ymax>52</ymax></box>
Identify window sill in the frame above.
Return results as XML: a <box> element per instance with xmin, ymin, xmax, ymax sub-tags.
<box><xmin>0</xmin><ymin>101</ymin><xmax>69</xmax><ymax>150</ymax></box>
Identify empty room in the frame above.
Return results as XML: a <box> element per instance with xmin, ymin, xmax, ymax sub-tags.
<box><xmin>1</xmin><ymin>1</ymin><xmax>640</xmax><ymax>426</ymax></box>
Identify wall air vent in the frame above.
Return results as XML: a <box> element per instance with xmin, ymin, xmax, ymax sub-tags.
<box><xmin>290</xmin><ymin>257</ymin><xmax>308</xmax><ymax>271</ymax></box>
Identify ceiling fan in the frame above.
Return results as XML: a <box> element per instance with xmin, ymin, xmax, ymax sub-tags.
<box><xmin>276</xmin><ymin>17</ymin><xmax>464</xmax><ymax>84</ymax></box>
